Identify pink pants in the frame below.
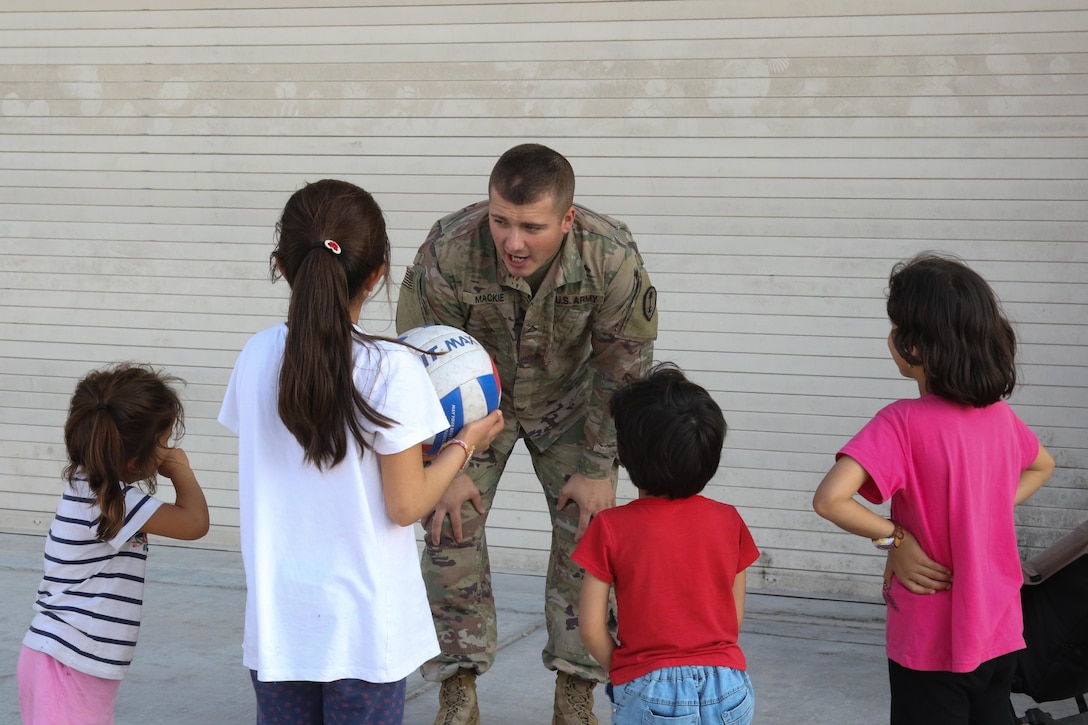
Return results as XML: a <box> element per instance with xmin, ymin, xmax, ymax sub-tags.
<box><xmin>18</xmin><ymin>646</ymin><xmax>121</xmax><ymax>725</ymax></box>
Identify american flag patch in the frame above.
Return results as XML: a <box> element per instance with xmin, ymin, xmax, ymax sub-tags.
<box><xmin>401</xmin><ymin>267</ymin><xmax>415</xmax><ymax>290</ymax></box>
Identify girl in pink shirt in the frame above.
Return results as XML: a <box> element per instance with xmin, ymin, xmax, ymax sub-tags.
<box><xmin>813</xmin><ymin>253</ymin><xmax>1054</xmax><ymax>724</ymax></box>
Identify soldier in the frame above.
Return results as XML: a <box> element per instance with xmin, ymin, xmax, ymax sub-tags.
<box><xmin>396</xmin><ymin>144</ymin><xmax>658</xmax><ymax>725</ymax></box>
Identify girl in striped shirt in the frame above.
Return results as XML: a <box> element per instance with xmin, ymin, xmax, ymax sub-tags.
<box><xmin>18</xmin><ymin>363</ymin><xmax>209</xmax><ymax>725</ymax></box>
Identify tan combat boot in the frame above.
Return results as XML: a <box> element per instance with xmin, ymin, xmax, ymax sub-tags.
<box><xmin>434</xmin><ymin>668</ymin><xmax>480</xmax><ymax>725</ymax></box>
<box><xmin>552</xmin><ymin>671</ymin><xmax>599</xmax><ymax>725</ymax></box>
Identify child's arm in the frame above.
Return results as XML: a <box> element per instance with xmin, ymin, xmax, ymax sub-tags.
<box><xmin>733</xmin><ymin>569</ymin><xmax>747</xmax><ymax>629</ymax></box>
<box><xmin>579</xmin><ymin>572</ymin><xmax>615</xmax><ymax>672</ymax></box>
<box><xmin>143</xmin><ymin>448</ymin><xmax>210</xmax><ymax>540</ymax></box>
<box><xmin>1015</xmin><ymin>443</ymin><xmax>1055</xmax><ymax>505</ymax></box>
<box><xmin>380</xmin><ymin>409</ymin><xmax>503</xmax><ymax>527</ymax></box>
<box><xmin>814</xmin><ymin>455</ymin><xmax>953</xmax><ymax>594</ymax></box>
<box><xmin>812</xmin><ymin>456</ymin><xmax>899</xmax><ymax>540</ymax></box>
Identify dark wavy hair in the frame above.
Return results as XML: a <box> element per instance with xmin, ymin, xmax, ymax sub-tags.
<box><xmin>488</xmin><ymin>143</ymin><xmax>575</xmax><ymax>214</ymax></box>
<box><xmin>887</xmin><ymin>252</ymin><xmax>1017</xmax><ymax>407</ymax></box>
<box><xmin>609</xmin><ymin>363</ymin><xmax>727</xmax><ymax>499</ymax></box>
<box><xmin>271</xmin><ymin>179</ymin><xmax>395</xmax><ymax>469</ymax></box>
<box><xmin>63</xmin><ymin>363</ymin><xmax>184</xmax><ymax>541</ymax></box>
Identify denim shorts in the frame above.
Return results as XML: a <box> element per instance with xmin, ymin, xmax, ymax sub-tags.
<box><xmin>608</xmin><ymin>665</ymin><xmax>754</xmax><ymax>725</ymax></box>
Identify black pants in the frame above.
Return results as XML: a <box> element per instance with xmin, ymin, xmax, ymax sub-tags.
<box><xmin>249</xmin><ymin>671</ymin><xmax>405</xmax><ymax>725</ymax></box>
<box><xmin>888</xmin><ymin>651</ymin><xmax>1019</xmax><ymax>725</ymax></box>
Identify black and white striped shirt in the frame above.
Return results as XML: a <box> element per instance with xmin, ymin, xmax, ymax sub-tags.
<box><xmin>22</xmin><ymin>475</ymin><xmax>162</xmax><ymax>680</ymax></box>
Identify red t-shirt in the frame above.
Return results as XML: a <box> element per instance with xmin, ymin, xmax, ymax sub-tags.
<box><xmin>572</xmin><ymin>495</ymin><xmax>759</xmax><ymax>685</ymax></box>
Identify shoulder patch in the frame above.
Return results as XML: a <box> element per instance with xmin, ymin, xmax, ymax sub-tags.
<box><xmin>620</xmin><ymin>268</ymin><xmax>659</xmax><ymax>341</ymax></box>
<box><xmin>642</xmin><ymin>286</ymin><xmax>657</xmax><ymax>321</ymax></box>
<box><xmin>401</xmin><ymin>266</ymin><xmax>417</xmax><ymax>291</ymax></box>
<box><xmin>395</xmin><ymin>265</ymin><xmax>428</xmax><ymax>332</ymax></box>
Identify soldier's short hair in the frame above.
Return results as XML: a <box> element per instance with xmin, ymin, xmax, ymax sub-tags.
<box><xmin>488</xmin><ymin>144</ymin><xmax>575</xmax><ymax>214</ymax></box>
<box><xmin>609</xmin><ymin>363</ymin><xmax>727</xmax><ymax>499</ymax></box>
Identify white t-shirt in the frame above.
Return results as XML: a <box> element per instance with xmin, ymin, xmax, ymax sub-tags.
<box><xmin>218</xmin><ymin>323</ymin><xmax>450</xmax><ymax>683</ymax></box>
<box><xmin>23</xmin><ymin>477</ymin><xmax>163</xmax><ymax>680</ymax></box>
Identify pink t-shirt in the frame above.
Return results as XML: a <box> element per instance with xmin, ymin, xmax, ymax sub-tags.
<box><xmin>572</xmin><ymin>495</ymin><xmax>759</xmax><ymax>685</ymax></box>
<box><xmin>841</xmin><ymin>394</ymin><xmax>1040</xmax><ymax>672</ymax></box>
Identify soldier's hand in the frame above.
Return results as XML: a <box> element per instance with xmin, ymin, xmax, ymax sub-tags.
<box><xmin>423</xmin><ymin>473</ymin><xmax>484</xmax><ymax>545</ymax></box>
<box><xmin>557</xmin><ymin>473</ymin><xmax>615</xmax><ymax>542</ymax></box>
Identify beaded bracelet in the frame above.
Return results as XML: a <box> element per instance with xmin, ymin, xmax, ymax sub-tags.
<box><xmin>439</xmin><ymin>438</ymin><xmax>475</xmax><ymax>472</ymax></box>
<box><xmin>872</xmin><ymin>521</ymin><xmax>905</xmax><ymax>550</ymax></box>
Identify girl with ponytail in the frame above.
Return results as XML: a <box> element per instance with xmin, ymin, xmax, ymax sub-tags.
<box><xmin>18</xmin><ymin>363</ymin><xmax>209</xmax><ymax>724</ymax></box>
<box><xmin>219</xmin><ymin>179</ymin><xmax>502</xmax><ymax>723</ymax></box>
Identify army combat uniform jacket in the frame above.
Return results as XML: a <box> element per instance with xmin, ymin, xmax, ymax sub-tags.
<box><xmin>397</xmin><ymin>200</ymin><xmax>658</xmax><ymax>478</ymax></box>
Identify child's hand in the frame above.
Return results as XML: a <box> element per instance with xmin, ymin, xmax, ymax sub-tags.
<box><xmin>887</xmin><ymin>529</ymin><xmax>952</xmax><ymax>594</ymax></box>
<box><xmin>144</xmin><ymin>446</ymin><xmax>209</xmax><ymax>541</ymax></box>
<box><xmin>157</xmin><ymin>447</ymin><xmax>193</xmax><ymax>481</ymax></box>
<box><xmin>457</xmin><ymin>409</ymin><xmax>504</xmax><ymax>453</ymax></box>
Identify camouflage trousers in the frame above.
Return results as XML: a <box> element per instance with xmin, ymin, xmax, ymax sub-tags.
<box><xmin>420</xmin><ymin>420</ymin><xmax>616</xmax><ymax>685</ymax></box>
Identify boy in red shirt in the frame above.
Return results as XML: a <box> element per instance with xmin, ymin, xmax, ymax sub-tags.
<box><xmin>572</xmin><ymin>363</ymin><xmax>758</xmax><ymax>724</ymax></box>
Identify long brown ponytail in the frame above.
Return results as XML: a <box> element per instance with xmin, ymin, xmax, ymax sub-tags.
<box><xmin>63</xmin><ymin>364</ymin><xmax>184</xmax><ymax>541</ymax></box>
<box><xmin>271</xmin><ymin>179</ymin><xmax>395</xmax><ymax>469</ymax></box>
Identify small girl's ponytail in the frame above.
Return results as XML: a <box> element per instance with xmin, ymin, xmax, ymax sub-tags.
<box><xmin>63</xmin><ymin>365</ymin><xmax>184</xmax><ymax>541</ymax></box>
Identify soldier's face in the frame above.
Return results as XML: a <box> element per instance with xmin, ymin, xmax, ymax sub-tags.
<box><xmin>488</xmin><ymin>189</ymin><xmax>575</xmax><ymax>278</ymax></box>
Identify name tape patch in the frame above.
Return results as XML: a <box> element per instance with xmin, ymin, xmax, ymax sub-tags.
<box><xmin>463</xmin><ymin>291</ymin><xmax>507</xmax><ymax>305</ymax></box>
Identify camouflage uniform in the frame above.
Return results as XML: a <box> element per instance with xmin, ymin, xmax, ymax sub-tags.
<box><xmin>397</xmin><ymin>200</ymin><xmax>658</xmax><ymax>684</ymax></box>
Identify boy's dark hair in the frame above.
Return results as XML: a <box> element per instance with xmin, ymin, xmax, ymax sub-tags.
<box><xmin>488</xmin><ymin>143</ymin><xmax>575</xmax><ymax>214</ymax></box>
<box><xmin>609</xmin><ymin>363</ymin><xmax>727</xmax><ymax>498</ymax></box>
<box><xmin>887</xmin><ymin>252</ymin><xmax>1017</xmax><ymax>407</ymax></box>
<box><xmin>272</xmin><ymin>179</ymin><xmax>395</xmax><ymax>469</ymax></box>
<box><xmin>63</xmin><ymin>363</ymin><xmax>185</xmax><ymax>541</ymax></box>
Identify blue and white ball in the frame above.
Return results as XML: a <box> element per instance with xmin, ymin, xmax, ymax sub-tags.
<box><xmin>398</xmin><ymin>325</ymin><xmax>502</xmax><ymax>456</ymax></box>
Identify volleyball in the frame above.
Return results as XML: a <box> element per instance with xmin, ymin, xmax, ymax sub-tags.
<box><xmin>398</xmin><ymin>325</ymin><xmax>502</xmax><ymax>456</ymax></box>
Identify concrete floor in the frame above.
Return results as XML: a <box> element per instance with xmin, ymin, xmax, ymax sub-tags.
<box><xmin>1</xmin><ymin>533</ymin><xmax>1083</xmax><ymax>724</ymax></box>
